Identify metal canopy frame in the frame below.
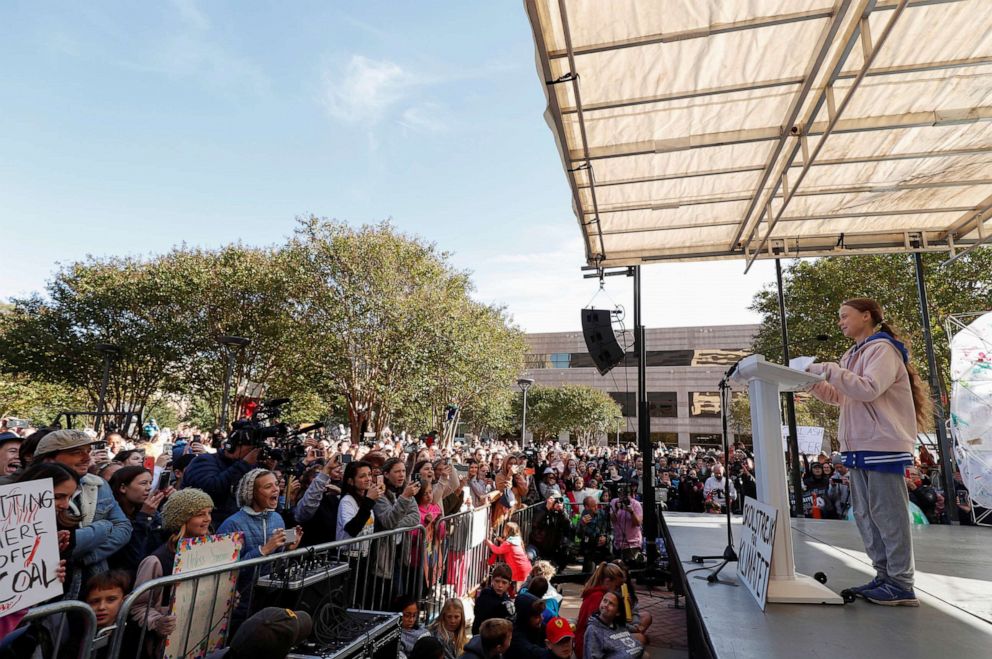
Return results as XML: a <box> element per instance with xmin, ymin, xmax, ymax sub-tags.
<box><xmin>525</xmin><ymin>0</ymin><xmax>992</xmax><ymax>268</ymax></box>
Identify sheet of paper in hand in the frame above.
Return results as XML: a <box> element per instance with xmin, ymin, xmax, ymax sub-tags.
<box><xmin>0</xmin><ymin>478</ymin><xmax>63</xmax><ymax>618</ymax></box>
<box><xmin>165</xmin><ymin>532</ymin><xmax>243</xmax><ymax>659</ymax></box>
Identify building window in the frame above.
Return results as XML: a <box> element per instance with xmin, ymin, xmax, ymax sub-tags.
<box><xmin>524</xmin><ymin>353</ymin><xmax>550</xmax><ymax>369</ymax></box>
<box><xmin>549</xmin><ymin>352</ymin><xmax>571</xmax><ymax>368</ymax></box>
<box><xmin>690</xmin><ymin>392</ymin><xmax>721</xmax><ymax>417</ymax></box>
<box><xmin>647</xmin><ymin>392</ymin><xmax>678</xmax><ymax>418</ymax></box>
<box><xmin>608</xmin><ymin>392</ymin><xmax>636</xmax><ymax>417</ymax></box>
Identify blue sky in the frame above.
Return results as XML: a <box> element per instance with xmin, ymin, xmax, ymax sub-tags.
<box><xmin>1</xmin><ymin>0</ymin><xmax>776</xmax><ymax>332</ymax></box>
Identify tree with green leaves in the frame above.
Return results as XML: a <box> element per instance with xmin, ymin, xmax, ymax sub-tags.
<box><xmin>518</xmin><ymin>384</ymin><xmax>623</xmax><ymax>445</ymax></box>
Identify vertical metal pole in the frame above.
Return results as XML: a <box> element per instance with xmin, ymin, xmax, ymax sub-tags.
<box><xmin>633</xmin><ymin>266</ymin><xmax>659</xmax><ymax>563</ymax></box>
<box><xmin>219</xmin><ymin>349</ymin><xmax>235</xmax><ymax>433</ymax></box>
<box><xmin>776</xmin><ymin>259</ymin><xmax>804</xmax><ymax>518</ymax></box>
<box><xmin>912</xmin><ymin>253</ymin><xmax>959</xmax><ymax>522</ymax></box>
<box><xmin>95</xmin><ymin>355</ymin><xmax>112</xmax><ymax>435</ymax></box>
<box><xmin>521</xmin><ymin>389</ymin><xmax>529</xmax><ymax>448</ymax></box>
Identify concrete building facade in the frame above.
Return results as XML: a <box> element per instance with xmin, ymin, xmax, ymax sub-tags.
<box><xmin>524</xmin><ymin>324</ymin><xmax>760</xmax><ymax>449</ymax></box>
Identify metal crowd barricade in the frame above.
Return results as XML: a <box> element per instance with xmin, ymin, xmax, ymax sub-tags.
<box><xmin>17</xmin><ymin>599</ymin><xmax>98</xmax><ymax>659</ymax></box>
<box><xmin>420</xmin><ymin>500</ymin><xmax>547</xmax><ymax>622</ymax></box>
<box><xmin>106</xmin><ymin>524</ymin><xmax>424</xmax><ymax>659</ymax></box>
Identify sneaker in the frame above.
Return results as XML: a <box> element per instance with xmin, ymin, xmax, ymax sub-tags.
<box><xmin>846</xmin><ymin>577</ymin><xmax>883</xmax><ymax>596</ymax></box>
<box><xmin>863</xmin><ymin>581</ymin><xmax>920</xmax><ymax>607</ymax></box>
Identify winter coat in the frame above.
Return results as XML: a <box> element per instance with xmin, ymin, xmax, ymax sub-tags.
<box><xmin>485</xmin><ymin>536</ymin><xmax>532</xmax><ymax>582</ymax></box>
<box><xmin>67</xmin><ymin>474</ymin><xmax>133</xmax><ymax>598</ymax></box>
<box><xmin>108</xmin><ymin>509</ymin><xmax>163</xmax><ymax>574</ymax></box>
<box><xmin>582</xmin><ymin>614</ymin><xmax>643</xmax><ymax>658</ymax></box>
<box><xmin>217</xmin><ymin>506</ymin><xmax>286</xmax><ymax>561</ymax></box>
<box><xmin>471</xmin><ymin>587</ymin><xmax>515</xmax><ymax>635</ymax></box>
<box><xmin>807</xmin><ymin>334</ymin><xmax>917</xmax><ymax>454</ymax></box>
<box><xmin>374</xmin><ymin>488</ymin><xmax>420</xmax><ymax>578</ymax></box>
<box><xmin>509</xmin><ymin>593</ymin><xmax>546</xmax><ymax>659</ymax></box>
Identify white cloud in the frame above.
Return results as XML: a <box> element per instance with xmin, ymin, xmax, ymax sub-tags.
<box><xmin>459</xmin><ymin>224</ymin><xmax>773</xmax><ymax>334</ymax></box>
<box><xmin>170</xmin><ymin>0</ymin><xmax>210</xmax><ymax>31</ymax></box>
<box><xmin>398</xmin><ymin>103</ymin><xmax>446</xmax><ymax>132</ymax></box>
<box><xmin>321</xmin><ymin>55</ymin><xmax>418</xmax><ymax>125</ymax></box>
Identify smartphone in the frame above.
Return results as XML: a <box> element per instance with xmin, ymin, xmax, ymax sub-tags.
<box><xmin>143</xmin><ymin>456</ymin><xmax>156</xmax><ymax>471</ymax></box>
<box><xmin>158</xmin><ymin>470</ymin><xmax>172</xmax><ymax>491</ymax></box>
<box><xmin>161</xmin><ymin>442</ymin><xmax>174</xmax><ymax>456</ymax></box>
<box><xmin>376</xmin><ymin>475</ymin><xmax>384</xmax><ymax>489</ymax></box>
<box><xmin>341</xmin><ymin>454</ymin><xmax>353</xmax><ymax>464</ymax></box>
<box><xmin>283</xmin><ymin>527</ymin><xmax>297</xmax><ymax>545</ymax></box>
<box><xmin>454</xmin><ymin>464</ymin><xmax>469</xmax><ymax>476</ymax></box>
<box><xmin>93</xmin><ymin>441</ymin><xmax>108</xmax><ymax>450</ymax></box>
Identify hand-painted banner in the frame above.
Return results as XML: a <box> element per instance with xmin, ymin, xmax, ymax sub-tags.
<box><xmin>0</xmin><ymin>478</ymin><xmax>62</xmax><ymax>618</ymax></box>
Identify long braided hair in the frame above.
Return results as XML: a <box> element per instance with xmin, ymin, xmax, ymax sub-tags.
<box><xmin>842</xmin><ymin>297</ymin><xmax>932</xmax><ymax>429</ymax></box>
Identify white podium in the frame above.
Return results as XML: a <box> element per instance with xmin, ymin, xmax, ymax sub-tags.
<box><xmin>732</xmin><ymin>354</ymin><xmax>843</xmax><ymax>605</ymax></box>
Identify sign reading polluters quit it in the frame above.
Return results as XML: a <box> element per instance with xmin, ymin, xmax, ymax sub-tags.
<box><xmin>737</xmin><ymin>496</ymin><xmax>777</xmax><ymax>610</ymax></box>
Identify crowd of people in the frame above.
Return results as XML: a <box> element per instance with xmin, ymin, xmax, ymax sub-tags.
<box><xmin>0</xmin><ymin>406</ymin><xmax>975</xmax><ymax>658</ymax></box>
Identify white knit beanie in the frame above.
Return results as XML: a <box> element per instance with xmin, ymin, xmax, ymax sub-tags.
<box><xmin>236</xmin><ymin>468</ymin><xmax>274</xmax><ymax>508</ymax></box>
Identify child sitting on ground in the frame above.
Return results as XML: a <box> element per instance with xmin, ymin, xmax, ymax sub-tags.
<box><xmin>394</xmin><ymin>595</ymin><xmax>430</xmax><ymax>659</ymax></box>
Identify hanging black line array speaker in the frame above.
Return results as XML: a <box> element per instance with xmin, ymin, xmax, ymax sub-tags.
<box><xmin>581</xmin><ymin>308</ymin><xmax>625</xmax><ymax>375</ymax></box>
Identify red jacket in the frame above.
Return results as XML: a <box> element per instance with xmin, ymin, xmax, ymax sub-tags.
<box><xmin>485</xmin><ymin>538</ymin><xmax>532</xmax><ymax>582</ymax></box>
<box><xmin>574</xmin><ymin>585</ymin><xmax>609</xmax><ymax>659</ymax></box>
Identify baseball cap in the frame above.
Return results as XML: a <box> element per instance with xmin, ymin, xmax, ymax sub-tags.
<box><xmin>34</xmin><ymin>430</ymin><xmax>96</xmax><ymax>457</ymax></box>
<box><xmin>543</xmin><ymin>467</ymin><xmax>556</xmax><ymax>475</ymax></box>
<box><xmin>545</xmin><ymin>616</ymin><xmax>574</xmax><ymax>644</ymax></box>
<box><xmin>226</xmin><ymin>608</ymin><xmax>312</xmax><ymax>658</ymax></box>
<box><xmin>0</xmin><ymin>431</ymin><xmax>21</xmax><ymax>448</ymax></box>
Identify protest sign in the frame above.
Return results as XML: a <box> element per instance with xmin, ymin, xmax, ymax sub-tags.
<box><xmin>781</xmin><ymin>425</ymin><xmax>826</xmax><ymax>455</ymax></box>
<box><xmin>737</xmin><ymin>496</ymin><xmax>778</xmax><ymax>610</ymax></box>
<box><xmin>0</xmin><ymin>478</ymin><xmax>62</xmax><ymax>618</ymax></box>
<box><xmin>166</xmin><ymin>533</ymin><xmax>243</xmax><ymax>659</ymax></box>
<box><xmin>470</xmin><ymin>507</ymin><xmax>489</xmax><ymax>548</ymax></box>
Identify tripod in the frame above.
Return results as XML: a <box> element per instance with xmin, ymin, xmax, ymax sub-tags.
<box><xmin>690</xmin><ymin>365</ymin><xmax>739</xmax><ymax>586</ymax></box>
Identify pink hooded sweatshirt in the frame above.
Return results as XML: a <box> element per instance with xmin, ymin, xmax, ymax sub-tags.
<box><xmin>807</xmin><ymin>339</ymin><xmax>917</xmax><ymax>454</ymax></box>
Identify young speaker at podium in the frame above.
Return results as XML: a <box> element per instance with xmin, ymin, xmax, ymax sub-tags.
<box><xmin>804</xmin><ymin>297</ymin><xmax>928</xmax><ymax>607</ymax></box>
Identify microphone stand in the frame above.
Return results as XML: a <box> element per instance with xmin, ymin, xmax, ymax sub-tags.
<box><xmin>691</xmin><ymin>363</ymin><xmax>739</xmax><ymax>586</ymax></box>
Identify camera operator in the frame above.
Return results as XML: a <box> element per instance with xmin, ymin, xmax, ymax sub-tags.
<box><xmin>182</xmin><ymin>433</ymin><xmax>261</xmax><ymax>527</ymax></box>
<box><xmin>679</xmin><ymin>468</ymin><xmax>705</xmax><ymax>513</ymax></box>
<box><xmin>528</xmin><ymin>494</ymin><xmax>572</xmax><ymax>570</ymax></box>
<box><xmin>609</xmin><ymin>485</ymin><xmax>643</xmax><ymax>563</ymax></box>
<box><xmin>703</xmin><ymin>464</ymin><xmax>736</xmax><ymax>514</ymax></box>
<box><xmin>578</xmin><ymin>496</ymin><xmax>611</xmax><ymax>572</ymax></box>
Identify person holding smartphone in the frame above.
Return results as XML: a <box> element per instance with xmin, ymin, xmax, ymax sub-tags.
<box><xmin>374</xmin><ymin>457</ymin><xmax>422</xmax><ymax>605</ymax></box>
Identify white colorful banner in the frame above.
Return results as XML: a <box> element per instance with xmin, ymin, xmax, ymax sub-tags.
<box><xmin>166</xmin><ymin>533</ymin><xmax>243</xmax><ymax>659</ymax></box>
<box><xmin>0</xmin><ymin>478</ymin><xmax>63</xmax><ymax>618</ymax></box>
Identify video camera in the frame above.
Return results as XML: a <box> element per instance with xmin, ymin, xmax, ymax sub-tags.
<box><xmin>228</xmin><ymin>398</ymin><xmax>322</xmax><ymax>465</ymax></box>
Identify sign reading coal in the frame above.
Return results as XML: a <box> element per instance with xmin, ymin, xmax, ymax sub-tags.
<box><xmin>0</xmin><ymin>478</ymin><xmax>63</xmax><ymax>617</ymax></box>
<box><xmin>737</xmin><ymin>496</ymin><xmax>777</xmax><ymax>610</ymax></box>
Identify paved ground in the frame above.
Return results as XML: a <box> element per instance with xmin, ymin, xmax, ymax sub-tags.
<box><xmin>556</xmin><ymin>578</ymin><xmax>689</xmax><ymax>658</ymax></box>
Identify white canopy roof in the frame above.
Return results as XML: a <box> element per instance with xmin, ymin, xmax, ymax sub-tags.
<box><xmin>524</xmin><ymin>0</ymin><xmax>992</xmax><ymax>270</ymax></box>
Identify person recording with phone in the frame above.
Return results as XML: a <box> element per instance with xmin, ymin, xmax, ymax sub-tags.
<box><xmin>182</xmin><ymin>431</ymin><xmax>263</xmax><ymax>527</ymax></box>
<box><xmin>609</xmin><ymin>485</ymin><xmax>642</xmax><ymax>563</ymax></box>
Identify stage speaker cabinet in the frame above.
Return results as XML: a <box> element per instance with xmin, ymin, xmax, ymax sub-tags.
<box><xmin>581</xmin><ymin>308</ymin><xmax>625</xmax><ymax>375</ymax></box>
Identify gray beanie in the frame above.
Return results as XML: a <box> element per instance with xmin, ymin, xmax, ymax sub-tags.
<box><xmin>236</xmin><ymin>468</ymin><xmax>274</xmax><ymax>509</ymax></box>
<box><xmin>161</xmin><ymin>488</ymin><xmax>214</xmax><ymax>532</ymax></box>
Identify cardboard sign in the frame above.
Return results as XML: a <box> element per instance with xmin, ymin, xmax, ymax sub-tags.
<box><xmin>781</xmin><ymin>425</ymin><xmax>825</xmax><ymax>455</ymax></box>
<box><xmin>737</xmin><ymin>496</ymin><xmax>778</xmax><ymax>610</ymax></box>
<box><xmin>165</xmin><ymin>533</ymin><xmax>243</xmax><ymax>659</ymax></box>
<box><xmin>0</xmin><ymin>478</ymin><xmax>63</xmax><ymax>617</ymax></box>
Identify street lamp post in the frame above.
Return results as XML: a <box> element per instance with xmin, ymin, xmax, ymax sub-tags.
<box><xmin>94</xmin><ymin>343</ymin><xmax>121</xmax><ymax>435</ymax></box>
<box><xmin>217</xmin><ymin>336</ymin><xmax>250</xmax><ymax>434</ymax></box>
<box><xmin>517</xmin><ymin>377</ymin><xmax>534</xmax><ymax>448</ymax></box>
